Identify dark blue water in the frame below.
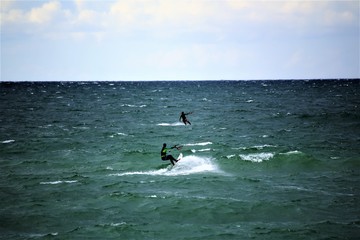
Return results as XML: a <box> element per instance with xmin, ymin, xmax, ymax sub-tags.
<box><xmin>0</xmin><ymin>80</ymin><xmax>359</xmax><ymax>239</ymax></box>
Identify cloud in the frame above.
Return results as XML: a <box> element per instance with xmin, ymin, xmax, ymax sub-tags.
<box><xmin>1</xmin><ymin>0</ymin><xmax>61</xmax><ymax>25</ymax></box>
<box><xmin>1</xmin><ymin>0</ymin><xmax>358</xmax><ymax>39</ymax></box>
<box><xmin>74</xmin><ymin>0</ymin><xmax>85</xmax><ymax>10</ymax></box>
<box><xmin>28</xmin><ymin>1</ymin><xmax>60</xmax><ymax>24</ymax></box>
<box><xmin>0</xmin><ymin>0</ymin><xmax>16</xmax><ymax>11</ymax></box>
<box><xmin>1</xmin><ymin>0</ymin><xmax>358</xmax><ymax>80</ymax></box>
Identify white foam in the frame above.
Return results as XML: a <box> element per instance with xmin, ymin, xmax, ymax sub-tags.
<box><xmin>280</xmin><ymin>150</ymin><xmax>302</xmax><ymax>155</ymax></box>
<box><xmin>28</xmin><ymin>232</ymin><xmax>58</xmax><ymax>238</ymax></box>
<box><xmin>110</xmin><ymin>132</ymin><xmax>128</xmax><ymax>138</ymax></box>
<box><xmin>183</xmin><ymin>142</ymin><xmax>213</xmax><ymax>146</ymax></box>
<box><xmin>239</xmin><ymin>152</ymin><xmax>274</xmax><ymax>163</ymax></box>
<box><xmin>169</xmin><ymin>155</ymin><xmax>219</xmax><ymax>176</ymax></box>
<box><xmin>110</xmin><ymin>222</ymin><xmax>127</xmax><ymax>227</ymax></box>
<box><xmin>191</xmin><ymin>148</ymin><xmax>211</xmax><ymax>153</ymax></box>
<box><xmin>110</xmin><ymin>169</ymin><xmax>168</xmax><ymax>177</ymax></box>
<box><xmin>233</xmin><ymin>144</ymin><xmax>276</xmax><ymax>150</ymax></box>
<box><xmin>40</xmin><ymin>180</ymin><xmax>78</xmax><ymax>185</ymax></box>
<box><xmin>157</xmin><ymin>122</ymin><xmax>183</xmax><ymax>126</ymax></box>
<box><xmin>121</xmin><ymin>104</ymin><xmax>147</xmax><ymax>108</ymax></box>
<box><xmin>253</xmin><ymin>144</ymin><xmax>276</xmax><ymax>149</ymax></box>
<box><xmin>110</xmin><ymin>155</ymin><xmax>221</xmax><ymax>177</ymax></box>
<box><xmin>2</xmin><ymin>139</ymin><xmax>15</xmax><ymax>144</ymax></box>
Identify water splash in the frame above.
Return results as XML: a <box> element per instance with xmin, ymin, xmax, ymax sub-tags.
<box><xmin>169</xmin><ymin>155</ymin><xmax>219</xmax><ymax>176</ymax></box>
<box><xmin>110</xmin><ymin>155</ymin><xmax>221</xmax><ymax>177</ymax></box>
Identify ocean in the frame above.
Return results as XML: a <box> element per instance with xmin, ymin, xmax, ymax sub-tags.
<box><xmin>0</xmin><ymin>80</ymin><xmax>359</xmax><ymax>239</ymax></box>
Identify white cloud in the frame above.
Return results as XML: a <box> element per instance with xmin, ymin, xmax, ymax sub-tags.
<box><xmin>28</xmin><ymin>1</ymin><xmax>60</xmax><ymax>24</ymax></box>
<box><xmin>1</xmin><ymin>8</ymin><xmax>25</xmax><ymax>24</ymax></box>
<box><xmin>0</xmin><ymin>0</ymin><xmax>16</xmax><ymax>11</ymax></box>
<box><xmin>1</xmin><ymin>0</ymin><xmax>358</xmax><ymax>80</ymax></box>
<box><xmin>1</xmin><ymin>0</ymin><xmax>61</xmax><ymax>26</ymax></box>
<box><xmin>74</xmin><ymin>0</ymin><xmax>85</xmax><ymax>10</ymax></box>
<box><xmin>1</xmin><ymin>0</ymin><xmax>358</xmax><ymax>39</ymax></box>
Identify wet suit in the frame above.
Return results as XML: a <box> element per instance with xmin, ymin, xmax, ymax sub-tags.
<box><xmin>179</xmin><ymin>112</ymin><xmax>192</xmax><ymax>125</ymax></box>
<box><xmin>161</xmin><ymin>144</ymin><xmax>178</xmax><ymax>165</ymax></box>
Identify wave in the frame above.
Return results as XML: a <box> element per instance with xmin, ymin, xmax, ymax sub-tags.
<box><xmin>238</xmin><ymin>152</ymin><xmax>274</xmax><ymax>163</ymax></box>
<box><xmin>230</xmin><ymin>150</ymin><xmax>303</xmax><ymax>163</ymax></box>
<box><xmin>120</xmin><ymin>104</ymin><xmax>147</xmax><ymax>108</ymax></box>
<box><xmin>183</xmin><ymin>142</ymin><xmax>213</xmax><ymax>146</ymax></box>
<box><xmin>227</xmin><ymin>150</ymin><xmax>318</xmax><ymax>170</ymax></box>
<box><xmin>2</xmin><ymin>139</ymin><xmax>15</xmax><ymax>144</ymax></box>
<box><xmin>109</xmin><ymin>132</ymin><xmax>128</xmax><ymax>138</ymax></box>
<box><xmin>27</xmin><ymin>232</ymin><xmax>59</xmax><ymax>238</ymax></box>
<box><xmin>279</xmin><ymin>150</ymin><xmax>302</xmax><ymax>155</ymax></box>
<box><xmin>232</xmin><ymin>144</ymin><xmax>276</xmax><ymax>151</ymax></box>
<box><xmin>40</xmin><ymin>180</ymin><xmax>78</xmax><ymax>185</ymax></box>
<box><xmin>191</xmin><ymin>148</ymin><xmax>211</xmax><ymax>153</ymax></box>
<box><xmin>157</xmin><ymin>122</ymin><xmax>183</xmax><ymax>126</ymax></box>
<box><xmin>110</xmin><ymin>155</ymin><xmax>221</xmax><ymax>177</ymax></box>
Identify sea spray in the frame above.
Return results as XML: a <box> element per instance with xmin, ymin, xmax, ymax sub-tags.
<box><xmin>110</xmin><ymin>155</ymin><xmax>221</xmax><ymax>177</ymax></box>
<box><xmin>169</xmin><ymin>155</ymin><xmax>220</xmax><ymax>176</ymax></box>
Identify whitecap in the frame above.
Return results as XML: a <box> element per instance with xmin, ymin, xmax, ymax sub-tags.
<box><xmin>40</xmin><ymin>180</ymin><xmax>78</xmax><ymax>185</ymax></box>
<box><xmin>157</xmin><ymin>122</ymin><xmax>183</xmax><ymax>126</ymax></box>
<box><xmin>110</xmin><ymin>222</ymin><xmax>126</xmax><ymax>227</ymax></box>
<box><xmin>191</xmin><ymin>148</ymin><xmax>211</xmax><ymax>153</ymax></box>
<box><xmin>28</xmin><ymin>232</ymin><xmax>58</xmax><ymax>238</ymax></box>
<box><xmin>183</xmin><ymin>142</ymin><xmax>213</xmax><ymax>146</ymax></box>
<box><xmin>121</xmin><ymin>104</ymin><xmax>136</xmax><ymax>107</ymax></box>
<box><xmin>239</xmin><ymin>152</ymin><xmax>274</xmax><ymax>163</ymax></box>
<box><xmin>110</xmin><ymin>132</ymin><xmax>128</xmax><ymax>138</ymax></box>
<box><xmin>250</xmin><ymin>144</ymin><xmax>276</xmax><ymax>149</ymax></box>
<box><xmin>280</xmin><ymin>150</ymin><xmax>302</xmax><ymax>155</ymax></box>
<box><xmin>2</xmin><ymin>139</ymin><xmax>15</xmax><ymax>144</ymax></box>
<box><xmin>121</xmin><ymin>104</ymin><xmax>146</xmax><ymax>108</ymax></box>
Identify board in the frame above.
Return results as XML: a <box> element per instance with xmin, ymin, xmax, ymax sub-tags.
<box><xmin>167</xmin><ymin>153</ymin><xmax>183</xmax><ymax>170</ymax></box>
<box><xmin>177</xmin><ymin>153</ymin><xmax>183</xmax><ymax>162</ymax></box>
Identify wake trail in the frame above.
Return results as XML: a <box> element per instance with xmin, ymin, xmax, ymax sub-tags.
<box><xmin>110</xmin><ymin>155</ymin><xmax>222</xmax><ymax>177</ymax></box>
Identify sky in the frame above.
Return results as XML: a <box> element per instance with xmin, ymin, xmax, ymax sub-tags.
<box><xmin>1</xmin><ymin>0</ymin><xmax>359</xmax><ymax>81</ymax></box>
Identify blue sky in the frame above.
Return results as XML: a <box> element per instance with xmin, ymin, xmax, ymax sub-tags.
<box><xmin>1</xmin><ymin>0</ymin><xmax>359</xmax><ymax>81</ymax></box>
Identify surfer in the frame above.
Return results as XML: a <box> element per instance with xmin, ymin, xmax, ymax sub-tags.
<box><xmin>179</xmin><ymin>111</ymin><xmax>192</xmax><ymax>125</ymax></box>
<box><xmin>161</xmin><ymin>143</ymin><xmax>179</xmax><ymax>165</ymax></box>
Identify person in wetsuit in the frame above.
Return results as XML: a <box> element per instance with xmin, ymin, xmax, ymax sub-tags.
<box><xmin>161</xmin><ymin>143</ymin><xmax>178</xmax><ymax>165</ymax></box>
<box><xmin>179</xmin><ymin>111</ymin><xmax>192</xmax><ymax>125</ymax></box>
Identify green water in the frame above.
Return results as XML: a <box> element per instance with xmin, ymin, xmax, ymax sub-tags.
<box><xmin>0</xmin><ymin>80</ymin><xmax>359</xmax><ymax>239</ymax></box>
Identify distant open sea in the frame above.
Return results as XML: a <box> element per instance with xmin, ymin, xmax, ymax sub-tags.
<box><xmin>0</xmin><ymin>80</ymin><xmax>359</xmax><ymax>239</ymax></box>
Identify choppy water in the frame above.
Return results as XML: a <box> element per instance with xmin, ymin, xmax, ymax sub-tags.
<box><xmin>0</xmin><ymin>80</ymin><xmax>359</xmax><ymax>239</ymax></box>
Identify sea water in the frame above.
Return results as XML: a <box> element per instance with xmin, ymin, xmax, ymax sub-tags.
<box><xmin>0</xmin><ymin>80</ymin><xmax>359</xmax><ymax>239</ymax></box>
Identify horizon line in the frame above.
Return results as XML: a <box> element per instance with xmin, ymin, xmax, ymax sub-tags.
<box><xmin>1</xmin><ymin>78</ymin><xmax>359</xmax><ymax>83</ymax></box>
